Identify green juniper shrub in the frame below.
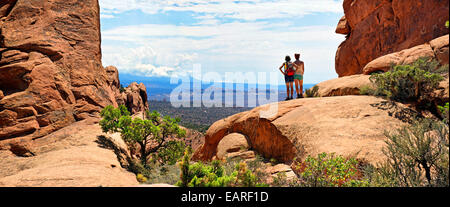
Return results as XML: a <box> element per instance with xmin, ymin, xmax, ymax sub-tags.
<box><xmin>293</xmin><ymin>153</ymin><xmax>369</xmax><ymax>187</ymax></box>
<box><xmin>359</xmin><ymin>85</ymin><xmax>378</xmax><ymax>96</ymax></box>
<box><xmin>233</xmin><ymin>162</ymin><xmax>267</xmax><ymax>187</ymax></box>
<box><xmin>369</xmin><ymin>58</ymin><xmax>444</xmax><ymax>105</ymax></box>
<box><xmin>371</xmin><ymin>119</ymin><xmax>449</xmax><ymax>187</ymax></box>
<box><xmin>100</xmin><ymin>105</ymin><xmax>186</xmax><ymax>168</ymax></box>
<box><xmin>153</xmin><ymin>140</ymin><xmax>187</xmax><ymax>165</ymax></box>
<box><xmin>119</xmin><ymin>84</ymin><xmax>126</xmax><ymax>93</ymax></box>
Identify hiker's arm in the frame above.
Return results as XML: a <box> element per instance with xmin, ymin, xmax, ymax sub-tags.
<box><xmin>279</xmin><ymin>65</ymin><xmax>285</xmax><ymax>75</ymax></box>
<box><xmin>301</xmin><ymin>63</ymin><xmax>305</xmax><ymax>74</ymax></box>
<box><xmin>293</xmin><ymin>63</ymin><xmax>298</xmax><ymax>72</ymax></box>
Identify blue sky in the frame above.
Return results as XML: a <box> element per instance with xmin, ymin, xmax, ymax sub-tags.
<box><xmin>99</xmin><ymin>0</ymin><xmax>345</xmax><ymax>84</ymax></box>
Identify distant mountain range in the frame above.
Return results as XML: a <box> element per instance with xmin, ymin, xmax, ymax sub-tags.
<box><xmin>119</xmin><ymin>73</ymin><xmax>316</xmax><ymax>105</ymax></box>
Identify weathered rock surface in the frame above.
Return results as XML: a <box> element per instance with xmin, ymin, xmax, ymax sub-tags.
<box><xmin>0</xmin><ymin>0</ymin><xmax>113</xmax><ymax>142</ymax></box>
<box><xmin>315</xmin><ymin>75</ymin><xmax>372</xmax><ymax>97</ymax></box>
<box><xmin>0</xmin><ymin>118</ymin><xmax>138</xmax><ymax>187</ymax></box>
<box><xmin>123</xmin><ymin>82</ymin><xmax>149</xmax><ymax>115</ymax></box>
<box><xmin>216</xmin><ymin>133</ymin><xmax>250</xmax><ymax>160</ymax></box>
<box><xmin>0</xmin><ymin>1</ymin><xmax>148</xmax><ymax>146</ymax></box>
<box><xmin>214</xmin><ymin>132</ymin><xmax>257</xmax><ymax>161</ymax></box>
<box><xmin>335</xmin><ymin>0</ymin><xmax>449</xmax><ymax>77</ymax></box>
<box><xmin>335</xmin><ymin>16</ymin><xmax>350</xmax><ymax>35</ymax></box>
<box><xmin>363</xmin><ymin>35</ymin><xmax>449</xmax><ymax>75</ymax></box>
<box><xmin>266</xmin><ymin>164</ymin><xmax>297</xmax><ymax>182</ymax></box>
<box><xmin>193</xmin><ymin>96</ymin><xmax>412</xmax><ymax>165</ymax></box>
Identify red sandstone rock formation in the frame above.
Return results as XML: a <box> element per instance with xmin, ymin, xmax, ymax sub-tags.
<box><xmin>104</xmin><ymin>66</ymin><xmax>149</xmax><ymax>114</ymax></box>
<box><xmin>363</xmin><ymin>35</ymin><xmax>449</xmax><ymax>75</ymax></box>
<box><xmin>314</xmin><ymin>74</ymin><xmax>372</xmax><ymax>97</ymax></box>
<box><xmin>0</xmin><ymin>1</ymin><xmax>148</xmax><ymax>147</ymax></box>
<box><xmin>193</xmin><ymin>96</ymin><xmax>411</xmax><ymax>165</ymax></box>
<box><xmin>335</xmin><ymin>0</ymin><xmax>449</xmax><ymax>77</ymax></box>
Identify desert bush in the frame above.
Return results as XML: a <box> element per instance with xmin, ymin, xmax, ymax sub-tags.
<box><xmin>438</xmin><ymin>102</ymin><xmax>449</xmax><ymax>125</ymax></box>
<box><xmin>293</xmin><ymin>153</ymin><xmax>369</xmax><ymax>187</ymax></box>
<box><xmin>305</xmin><ymin>85</ymin><xmax>319</xmax><ymax>98</ymax></box>
<box><xmin>100</xmin><ymin>105</ymin><xmax>186</xmax><ymax>167</ymax></box>
<box><xmin>144</xmin><ymin>163</ymin><xmax>181</xmax><ymax>185</ymax></box>
<box><xmin>369</xmin><ymin>58</ymin><xmax>444</xmax><ymax>104</ymax></box>
<box><xmin>359</xmin><ymin>85</ymin><xmax>378</xmax><ymax>96</ymax></box>
<box><xmin>176</xmin><ymin>150</ymin><xmax>267</xmax><ymax>187</ymax></box>
<box><xmin>136</xmin><ymin>173</ymin><xmax>148</xmax><ymax>183</ymax></box>
<box><xmin>271</xmin><ymin>171</ymin><xmax>302</xmax><ymax>187</ymax></box>
<box><xmin>223</xmin><ymin>155</ymin><xmax>268</xmax><ymax>185</ymax></box>
<box><xmin>152</xmin><ymin>140</ymin><xmax>186</xmax><ymax>165</ymax></box>
<box><xmin>371</xmin><ymin>119</ymin><xmax>449</xmax><ymax>187</ymax></box>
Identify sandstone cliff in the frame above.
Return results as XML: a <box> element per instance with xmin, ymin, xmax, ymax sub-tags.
<box><xmin>0</xmin><ymin>0</ymin><xmax>148</xmax><ymax>148</ymax></box>
<box><xmin>0</xmin><ymin>0</ymin><xmax>151</xmax><ymax>187</ymax></box>
<box><xmin>335</xmin><ymin>0</ymin><xmax>449</xmax><ymax>77</ymax></box>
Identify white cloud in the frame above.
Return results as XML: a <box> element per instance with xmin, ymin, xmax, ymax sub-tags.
<box><xmin>102</xmin><ymin>21</ymin><xmax>345</xmax><ymax>82</ymax></box>
<box><xmin>100</xmin><ymin>14</ymin><xmax>115</xmax><ymax>19</ymax></box>
<box><xmin>102</xmin><ymin>43</ymin><xmax>198</xmax><ymax>77</ymax></box>
<box><xmin>99</xmin><ymin>0</ymin><xmax>344</xmax><ymax>21</ymax></box>
<box><xmin>99</xmin><ymin>0</ymin><xmax>345</xmax><ymax>83</ymax></box>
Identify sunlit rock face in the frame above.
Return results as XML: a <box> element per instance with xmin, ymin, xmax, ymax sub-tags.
<box><xmin>335</xmin><ymin>0</ymin><xmax>449</xmax><ymax>77</ymax></box>
<box><xmin>0</xmin><ymin>0</ymin><xmax>148</xmax><ymax>147</ymax></box>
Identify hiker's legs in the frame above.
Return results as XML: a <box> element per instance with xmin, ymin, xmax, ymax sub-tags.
<box><xmin>285</xmin><ymin>83</ymin><xmax>290</xmax><ymax>99</ymax></box>
<box><xmin>300</xmin><ymin>79</ymin><xmax>304</xmax><ymax>96</ymax></box>
<box><xmin>289</xmin><ymin>82</ymin><xmax>294</xmax><ymax>98</ymax></box>
<box><xmin>294</xmin><ymin>79</ymin><xmax>300</xmax><ymax>95</ymax></box>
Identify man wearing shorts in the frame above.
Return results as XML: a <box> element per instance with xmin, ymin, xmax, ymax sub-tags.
<box><xmin>279</xmin><ymin>55</ymin><xmax>295</xmax><ymax>100</ymax></box>
<box><xmin>293</xmin><ymin>53</ymin><xmax>304</xmax><ymax>98</ymax></box>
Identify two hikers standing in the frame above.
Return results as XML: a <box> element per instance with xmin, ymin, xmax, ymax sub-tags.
<box><xmin>278</xmin><ymin>53</ymin><xmax>304</xmax><ymax>100</ymax></box>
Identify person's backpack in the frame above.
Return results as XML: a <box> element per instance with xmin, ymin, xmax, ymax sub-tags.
<box><xmin>285</xmin><ymin>62</ymin><xmax>295</xmax><ymax>76</ymax></box>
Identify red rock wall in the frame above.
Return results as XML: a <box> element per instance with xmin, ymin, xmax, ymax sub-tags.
<box><xmin>335</xmin><ymin>0</ymin><xmax>449</xmax><ymax>77</ymax></box>
<box><xmin>0</xmin><ymin>0</ymin><xmax>148</xmax><ymax>145</ymax></box>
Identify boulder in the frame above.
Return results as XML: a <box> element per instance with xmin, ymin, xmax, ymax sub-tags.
<box><xmin>315</xmin><ymin>75</ymin><xmax>372</xmax><ymax>97</ymax></box>
<box><xmin>123</xmin><ymin>82</ymin><xmax>149</xmax><ymax>114</ymax></box>
<box><xmin>335</xmin><ymin>0</ymin><xmax>449</xmax><ymax>77</ymax></box>
<box><xmin>266</xmin><ymin>164</ymin><xmax>297</xmax><ymax>182</ymax></box>
<box><xmin>335</xmin><ymin>16</ymin><xmax>350</xmax><ymax>35</ymax></box>
<box><xmin>193</xmin><ymin>96</ymin><xmax>411</xmax><ymax>165</ymax></box>
<box><xmin>429</xmin><ymin>35</ymin><xmax>450</xmax><ymax>65</ymax></box>
<box><xmin>363</xmin><ymin>35</ymin><xmax>449</xmax><ymax>75</ymax></box>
